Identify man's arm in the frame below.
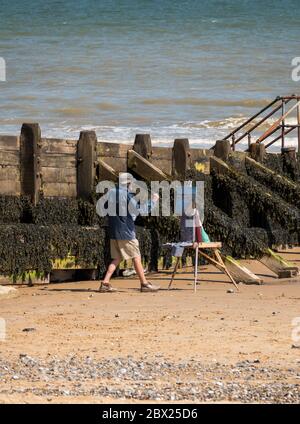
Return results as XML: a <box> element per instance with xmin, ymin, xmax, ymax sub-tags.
<box><xmin>128</xmin><ymin>192</ymin><xmax>159</xmax><ymax>221</ymax></box>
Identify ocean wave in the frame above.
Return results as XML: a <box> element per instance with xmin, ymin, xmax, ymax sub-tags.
<box><xmin>0</xmin><ymin>114</ymin><xmax>297</xmax><ymax>154</ymax></box>
<box><xmin>141</xmin><ymin>98</ymin><xmax>271</xmax><ymax>108</ymax></box>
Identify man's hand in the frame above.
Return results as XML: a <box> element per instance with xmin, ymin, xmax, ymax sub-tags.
<box><xmin>152</xmin><ymin>193</ymin><xmax>159</xmax><ymax>203</ymax></box>
<box><xmin>193</xmin><ymin>242</ymin><xmax>199</xmax><ymax>249</ymax></box>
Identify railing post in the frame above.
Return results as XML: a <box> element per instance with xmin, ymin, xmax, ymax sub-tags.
<box><xmin>281</xmin><ymin>99</ymin><xmax>285</xmax><ymax>149</ymax></box>
<box><xmin>232</xmin><ymin>134</ymin><xmax>235</xmax><ymax>151</ymax></box>
<box><xmin>248</xmin><ymin>133</ymin><xmax>251</xmax><ymax>149</ymax></box>
<box><xmin>298</xmin><ymin>103</ymin><xmax>300</xmax><ymax>153</ymax></box>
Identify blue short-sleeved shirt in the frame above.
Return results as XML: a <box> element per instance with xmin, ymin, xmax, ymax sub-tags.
<box><xmin>107</xmin><ymin>186</ymin><xmax>154</xmax><ymax>240</ymax></box>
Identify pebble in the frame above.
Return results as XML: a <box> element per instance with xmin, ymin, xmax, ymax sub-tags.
<box><xmin>0</xmin><ymin>355</ymin><xmax>298</xmax><ymax>403</ymax></box>
<box><xmin>291</xmin><ymin>344</ymin><xmax>300</xmax><ymax>349</ymax></box>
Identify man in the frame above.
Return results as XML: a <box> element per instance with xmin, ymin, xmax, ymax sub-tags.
<box><xmin>99</xmin><ymin>172</ymin><xmax>160</xmax><ymax>293</ymax></box>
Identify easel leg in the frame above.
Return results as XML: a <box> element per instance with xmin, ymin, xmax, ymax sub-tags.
<box><xmin>168</xmin><ymin>257</ymin><xmax>180</xmax><ymax>290</ymax></box>
<box><xmin>194</xmin><ymin>246</ymin><xmax>199</xmax><ymax>292</ymax></box>
<box><xmin>214</xmin><ymin>249</ymin><xmax>239</xmax><ymax>291</ymax></box>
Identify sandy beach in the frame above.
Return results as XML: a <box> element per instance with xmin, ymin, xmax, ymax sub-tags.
<box><xmin>1</xmin><ymin>252</ymin><xmax>300</xmax><ymax>404</ymax></box>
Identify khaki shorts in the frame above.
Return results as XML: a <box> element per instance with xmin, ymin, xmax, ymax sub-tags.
<box><xmin>110</xmin><ymin>239</ymin><xmax>141</xmax><ymax>260</ymax></box>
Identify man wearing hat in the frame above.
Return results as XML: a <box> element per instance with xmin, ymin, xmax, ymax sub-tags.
<box><xmin>99</xmin><ymin>172</ymin><xmax>160</xmax><ymax>293</ymax></box>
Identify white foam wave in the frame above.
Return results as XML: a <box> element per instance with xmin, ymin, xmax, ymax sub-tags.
<box><xmin>0</xmin><ymin>115</ymin><xmax>297</xmax><ymax>153</ymax></box>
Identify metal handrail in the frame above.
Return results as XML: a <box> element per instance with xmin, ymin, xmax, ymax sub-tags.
<box><xmin>219</xmin><ymin>94</ymin><xmax>300</xmax><ymax>151</ymax></box>
<box><xmin>265</xmin><ymin>126</ymin><xmax>295</xmax><ymax>149</ymax></box>
<box><xmin>223</xmin><ymin>97</ymin><xmax>281</xmax><ymax>141</ymax></box>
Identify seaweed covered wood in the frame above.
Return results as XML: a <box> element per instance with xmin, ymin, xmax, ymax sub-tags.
<box><xmin>0</xmin><ymin>195</ymin><xmax>105</xmax><ymax>226</ymax></box>
<box><xmin>263</xmin><ymin>152</ymin><xmax>300</xmax><ymax>182</ymax></box>
<box><xmin>185</xmin><ymin>169</ymin><xmax>291</xmax><ymax>257</ymax></box>
<box><xmin>0</xmin><ymin>224</ymin><xmax>107</xmax><ymax>281</ymax></box>
<box><xmin>0</xmin><ymin>192</ymin><xmax>157</xmax><ymax>280</ymax></box>
<box><xmin>245</xmin><ymin>158</ymin><xmax>300</xmax><ymax>209</ymax></box>
<box><xmin>210</xmin><ymin>167</ymin><xmax>300</xmax><ymax>246</ymax></box>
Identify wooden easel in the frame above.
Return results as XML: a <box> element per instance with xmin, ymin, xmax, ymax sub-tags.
<box><xmin>168</xmin><ymin>242</ymin><xmax>239</xmax><ymax>292</ymax></box>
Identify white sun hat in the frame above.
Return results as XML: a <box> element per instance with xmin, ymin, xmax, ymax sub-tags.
<box><xmin>119</xmin><ymin>172</ymin><xmax>135</xmax><ymax>186</ymax></box>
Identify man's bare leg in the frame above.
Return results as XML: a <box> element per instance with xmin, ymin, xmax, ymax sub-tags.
<box><xmin>99</xmin><ymin>258</ymin><xmax>121</xmax><ymax>290</ymax></box>
<box><xmin>133</xmin><ymin>256</ymin><xmax>160</xmax><ymax>292</ymax></box>
<box><xmin>132</xmin><ymin>256</ymin><xmax>147</xmax><ymax>285</ymax></box>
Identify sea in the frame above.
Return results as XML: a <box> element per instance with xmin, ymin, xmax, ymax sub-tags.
<box><xmin>1</xmin><ymin>0</ymin><xmax>300</xmax><ymax>151</ymax></box>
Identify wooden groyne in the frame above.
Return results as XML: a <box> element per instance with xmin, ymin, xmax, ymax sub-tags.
<box><xmin>1</xmin><ymin>123</ymin><xmax>300</xmax><ymax>285</ymax></box>
<box><xmin>0</xmin><ymin>124</ymin><xmax>214</xmax><ymax>200</ymax></box>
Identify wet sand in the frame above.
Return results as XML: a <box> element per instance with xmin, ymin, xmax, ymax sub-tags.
<box><xmin>0</xmin><ymin>254</ymin><xmax>300</xmax><ymax>403</ymax></box>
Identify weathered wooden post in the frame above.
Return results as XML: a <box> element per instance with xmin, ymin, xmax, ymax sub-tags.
<box><xmin>172</xmin><ymin>138</ymin><xmax>190</xmax><ymax>177</ymax></box>
<box><xmin>20</xmin><ymin>123</ymin><xmax>42</xmax><ymax>205</ymax></box>
<box><xmin>77</xmin><ymin>131</ymin><xmax>97</xmax><ymax>200</ymax></box>
<box><xmin>133</xmin><ymin>134</ymin><xmax>152</xmax><ymax>159</ymax></box>
<box><xmin>281</xmin><ymin>146</ymin><xmax>296</xmax><ymax>162</ymax></box>
<box><xmin>214</xmin><ymin>139</ymin><xmax>231</xmax><ymax>162</ymax></box>
<box><xmin>249</xmin><ymin>142</ymin><xmax>266</xmax><ymax>163</ymax></box>
<box><xmin>297</xmin><ymin>102</ymin><xmax>300</xmax><ymax>153</ymax></box>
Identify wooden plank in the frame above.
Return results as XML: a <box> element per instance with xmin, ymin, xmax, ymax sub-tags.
<box><xmin>0</xmin><ymin>150</ymin><xmax>20</xmax><ymax>166</ymax></box>
<box><xmin>0</xmin><ymin>165</ymin><xmax>20</xmax><ymax>181</ymax></box>
<box><xmin>42</xmin><ymin>167</ymin><xmax>77</xmax><ymax>184</ymax></box>
<box><xmin>259</xmin><ymin>248</ymin><xmax>299</xmax><ymax>278</ymax></box>
<box><xmin>151</xmin><ymin>159</ymin><xmax>172</xmax><ymax>176</ymax></box>
<box><xmin>0</xmin><ymin>179</ymin><xmax>20</xmax><ymax>195</ymax></box>
<box><xmin>99</xmin><ymin>156</ymin><xmax>127</xmax><ymax>173</ymax></box>
<box><xmin>41</xmin><ymin>154</ymin><xmax>76</xmax><ymax>169</ymax></box>
<box><xmin>223</xmin><ymin>255</ymin><xmax>263</xmax><ymax>285</ymax></box>
<box><xmin>190</xmin><ymin>148</ymin><xmax>214</xmax><ymax>161</ymax></box>
<box><xmin>77</xmin><ymin>131</ymin><xmax>97</xmax><ymax>200</ymax></box>
<box><xmin>97</xmin><ymin>141</ymin><xmax>132</xmax><ymax>158</ymax></box>
<box><xmin>43</xmin><ymin>182</ymin><xmax>77</xmax><ymax>197</ymax></box>
<box><xmin>210</xmin><ymin>156</ymin><xmax>231</xmax><ymax>175</ymax></box>
<box><xmin>198</xmin><ymin>242</ymin><xmax>222</xmax><ymax>248</ymax></box>
<box><xmin>41</xmin><ymin>138</ymin><xmax>77</xmax><ymax>155</ymax></box>
<box><xmin>128</xmin><ymin>149</ymin><xmax>169</xmax><ymax>181</ymax></box>
<box><xmin>151</xmin><ymin>146</ymin><xmax>172</xmax><ymax>161</ymax></box>
<box><xmin>0</xmin><ymin>135</ymin><xmax>19</xmax><ymax>150</ymax></box>
<box><xmin>97</xmin><ymin>159</ymin><xmax>119</xmax><ymax>182</ymax></box>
